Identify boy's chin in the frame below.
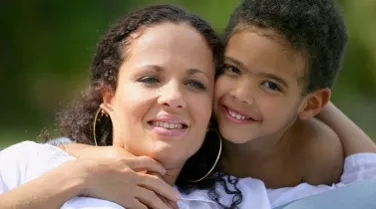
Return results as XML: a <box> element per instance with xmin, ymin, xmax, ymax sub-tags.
<box><xmin>221</xmin><ymin>130</ymin><xmax>256</xmax><ymax>144</ymax></box>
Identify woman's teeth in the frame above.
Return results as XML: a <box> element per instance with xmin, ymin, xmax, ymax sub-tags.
<box><xmin>228</xmin><ymin>109</ymin><xmax>250</xmax><ymax>120</ymax></box>
<box><xmin>151</xmin><ymin>121</ymin><xmax>184</xmax><ymax>129</ymax></box>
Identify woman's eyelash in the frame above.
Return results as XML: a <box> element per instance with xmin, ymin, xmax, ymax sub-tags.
<box><xmin>137</xmin><ymin>76</ymin><xmax>159</xmax><ymax>84</ymax></box>
<box><xmin>137</xmin><ymin>76</ymin><xmax>206</xmax><ymax>91</ymax></box>
<box><xmin>187</xmin><ymin>80</ymin><xmax>206</xmax><ymax>91</ymax></box>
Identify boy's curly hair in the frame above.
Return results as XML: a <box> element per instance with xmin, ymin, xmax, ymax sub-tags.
<box><xmin>224</xmin><ymin>0</ymin><xmax>348</xmax><ymax>93</ymax></box>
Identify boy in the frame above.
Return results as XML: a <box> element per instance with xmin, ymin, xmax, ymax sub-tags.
<box><xmin>215</xmin><ymin>0</ymin><xmax>347</xmax><ymax>188</ymax></box>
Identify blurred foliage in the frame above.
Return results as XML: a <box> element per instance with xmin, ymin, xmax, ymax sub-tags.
<box><xmin>0</xmin><ymin>0</ymin><xmax>375</xmax><ymax>148</ymax></box>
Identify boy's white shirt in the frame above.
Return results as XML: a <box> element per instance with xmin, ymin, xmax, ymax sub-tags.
<box><xmin>1</xmin><ymin>141</ymin><xmax>376</xmax><ymax>209</ymax></box>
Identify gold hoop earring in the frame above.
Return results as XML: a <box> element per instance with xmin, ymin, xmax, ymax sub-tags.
<box><xmin>188</xmin><ymin>128</ymin><xmax>222</xmax><ymax>183</ymax></box>
<box><xmin>93</xmin><ymin>107</ymin><xmax>106</xmax><ymax>146</ymax></box>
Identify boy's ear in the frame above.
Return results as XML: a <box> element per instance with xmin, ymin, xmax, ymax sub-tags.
<box><xmin>299</xmin><ymin>88</ymin><xmax>331</xmax><ymax>120</ymax></box>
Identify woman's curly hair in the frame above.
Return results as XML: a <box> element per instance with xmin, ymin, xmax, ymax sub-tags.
<box><xmin>55</xmin><ymin>4</ymin><xmax>242</xmax><ymax>209</ymax></box>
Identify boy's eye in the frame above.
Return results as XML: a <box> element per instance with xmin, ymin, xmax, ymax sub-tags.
<box><xmin>137</xmin><ymin>76</ymin><xmax>160</xmax><ymax>84</ymax></box>
<box><xmin>262</xmin><ymin>81</ymin><xmax>282</xmax><ymax>92</ymax></box>
<box><xmin>187</xmin><ymin>80</ymin><xmax>207</xmax><ymax>91</ymax></box>
<box><xmin>223</xmin><ymin>64</ymin><xmax>240</xmax><ymax>75</ymax></box>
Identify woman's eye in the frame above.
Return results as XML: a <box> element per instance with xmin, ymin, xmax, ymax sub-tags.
<box><xmin>223</xmin><ymin>64</ymin><xmax>240</xmax><ymax>75</ymax></box>
<box><xmin>137</xmin><ymin>76</ymin><xmax>160</xmax><ymax>84</ymax></box>
<box><xmin>262</xmin><ymin>81</ymin><xmax>282</xmax><ymax>92</ymax></box>
<box><xmin>187</xmin><ymin>80</ymin><xmax>206</xmax><ymax>91</ymax></box>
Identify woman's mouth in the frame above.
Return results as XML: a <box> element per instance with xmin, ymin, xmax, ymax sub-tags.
<box><xmin>148</xmin><ymin>120</ymin><xmax>188</xmax><ymax>137</ymax></box>
<box><xmin>149</xmin><ymin>121</ymin><xmax>187</xmax><ymax>129</ymax></box>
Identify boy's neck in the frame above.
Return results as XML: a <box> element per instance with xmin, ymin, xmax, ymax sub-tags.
<box><xmin>222</xmin><ymin>120</ymin><xmax>302</xmax><ymax>177</ymax></box>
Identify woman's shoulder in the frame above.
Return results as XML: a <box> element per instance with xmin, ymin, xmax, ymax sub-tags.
<box><xmin>1</xmin><ymin>140</ymin><xmax>72</xmax><ymax>161</ymax></box>
<box><xmin>1</xmin><ymin>140</ymin><xmax>39</xmax><ymax>153</ymax></box>
<box><xmin>0</xmin><ymin>140</ymin><xmax>75</xmax><ymax>190</ymax></box>
<box><xmin>0</xmin><ymin>140</ymin><xmax>52</xmax><ymax>162</ymax></box>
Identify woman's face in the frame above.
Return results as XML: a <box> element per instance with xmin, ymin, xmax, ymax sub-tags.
<box><xmin>105</xmin><ymin>23</ymin><xmax>215</xmax><ymax>165</ymax></box>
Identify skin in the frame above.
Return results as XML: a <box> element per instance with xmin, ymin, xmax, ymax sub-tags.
<box><xmin>0</xmin><ymin>22</ymin><xmax>216</xmax><ymax>209</ymax></box>
<box><xmin>216</xmin><ymin>26</ymin><xmax>343</xmax><ymax>188</ymax></box>
<box><xmin>317</xmin><ymin>102</ymin><xmax>376</xmax><ymax>156</ymax></box>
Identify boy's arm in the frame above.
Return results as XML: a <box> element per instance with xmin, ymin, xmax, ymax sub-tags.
<box><xmin>57</xmin><ymin>143</ymin><xmax>136</xmax><ymax>159</ymax></box>
<box><xmin>316</xmin><ymin>102</ymin><xmax>376</xmax><ymax>156</ymax></box>
<box><xmin>48</xmin><ymin>137</ymin><xmax>135</xmax><ymax>159</ymax></box>
<box><xmin>0</xmin><ymin>160</ymin><xmax>83</xmax><ymax>209</ymax></box>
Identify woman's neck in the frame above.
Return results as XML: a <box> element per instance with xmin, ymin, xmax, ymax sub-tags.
<box><xmin>148</xmin><ymin>157</ymin><xmax>185</xmax><ymax>186</ymax></box>
<box><xmin>154</xmin><ymin>167</ymin><xmax>182</xmax><ymax>186</ymax></box>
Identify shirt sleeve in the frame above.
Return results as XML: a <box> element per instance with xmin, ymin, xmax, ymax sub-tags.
<box><xmin>0</xmin><ymin>141</ymin><xmax>75</xmax><ymax>195</ymax></box>
<box><xmin>61</xmin><ymin>197</ymin><xmax>124</xmax><ymax>209</ymax></box>
<box><xmin>47</xmin><ymin>137</ymin><xmax>75</xmax><ymax>146</ymax></box>
<box><xmin>268</xmin><ymin>153</ymin><xmax>376</xmax><ymax>208</ymax></box>
<box><xmin>340</xmin><ymin>153</ymin><xmax>376</xmax><ymax>183</ymax></box>
<box><xmin>0</xmin><ymin>171</ymin><xmax>8</xmax><ymax>194</ymax></box>
<box><xmin>0</xmin><ymin>141</ymin><xmax>38</xmax><ymax>194</ymax></box>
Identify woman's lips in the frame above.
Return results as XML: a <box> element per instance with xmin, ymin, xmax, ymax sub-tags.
<box><xmin>148</xmin><ymin>119</ymin><xmax>188</xmax><ymax>137</ymax></box>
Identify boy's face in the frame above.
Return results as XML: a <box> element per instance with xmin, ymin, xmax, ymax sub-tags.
<box><xmin>214</xmin><ymin>27</ymin><xmax>309</xmax><ymax>144</ymax></box>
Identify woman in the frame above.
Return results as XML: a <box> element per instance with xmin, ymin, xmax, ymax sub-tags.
<box><xmin>0</xmin><ymin>5</ymin><xmax>246</xmax><ymax>209</ymax></box>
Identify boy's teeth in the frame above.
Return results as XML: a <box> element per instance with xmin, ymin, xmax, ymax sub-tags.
<box><xmin>228</xmin><ymin>109</ymin><xmax>249</xmax><ymax>120</ymax></box>
<box><xmin>152</xmin><ymin>121</ymin><xmax>183</xmax><ymax>129</ymax></box>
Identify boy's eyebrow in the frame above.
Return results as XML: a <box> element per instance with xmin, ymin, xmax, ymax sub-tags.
<box><xmin>224</xmin><ymin>56</ymin><xmax>246</xmax><ymax>69</ymax></box>
<box><xmin>225</xmin><ymin>56</ymin><xmax>289</xmax><ymax>88</ymax></box>
<box><xmin>257</xmin><ymin>72</ymin><xmax>289</xmax><ymax>88</ymax></box>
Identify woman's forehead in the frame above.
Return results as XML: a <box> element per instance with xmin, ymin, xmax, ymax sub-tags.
<box><xmin>122</xmin><ymin>23</ymin><xmax>215</xmax><ymax>75</ymax></box>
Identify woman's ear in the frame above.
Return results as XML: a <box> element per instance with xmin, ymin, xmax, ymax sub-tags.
<box><xmin>100</xmin><ymin>87</ymin><xmax>124</xmax><ymax>148</ymax></box>
<box><xmin>101</xmin><ymin>87</ymin><xmax>115</xmax><ymax>114</ymax></box>
<box><xmin>298</xmin><ymin>88</ymin><xmax>331</xmax><ymax>120</ymax></box>
<box><xmin>100</xmin><ymin>103</ymin><xmax>113</xmax><ymax>115</ymax></box>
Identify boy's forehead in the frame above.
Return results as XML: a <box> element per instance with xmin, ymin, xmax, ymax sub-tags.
<box><xmin>231</xmin><ymin>24</ymin><xmax>302</xmax><ymax>57</ymax></box>
<box><xmin>226</xmin><ymin>25</ymin><xmax>308</xmax><ymax>83</ymax></box>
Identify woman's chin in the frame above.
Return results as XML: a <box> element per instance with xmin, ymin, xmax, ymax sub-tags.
<box><xmin>148</xmin><ymin>145</ymin><xmax>188</xmax><ymax>164</ymax></box>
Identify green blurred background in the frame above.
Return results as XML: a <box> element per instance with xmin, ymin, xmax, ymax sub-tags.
<box><xmin>0</xmin><ymin>0</ymin><xmax>375</xmax><ymax>148</ymax></box>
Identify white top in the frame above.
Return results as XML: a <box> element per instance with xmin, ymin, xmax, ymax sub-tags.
<box><xmin>181</xmin><ymin>153</ymin><xmax>376</xmax><ymax>208</ymax></box>
<box><xmin>1</xmin><ymin>141</ymin><xmax>376</xmax><ymax>209</ymax></box>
